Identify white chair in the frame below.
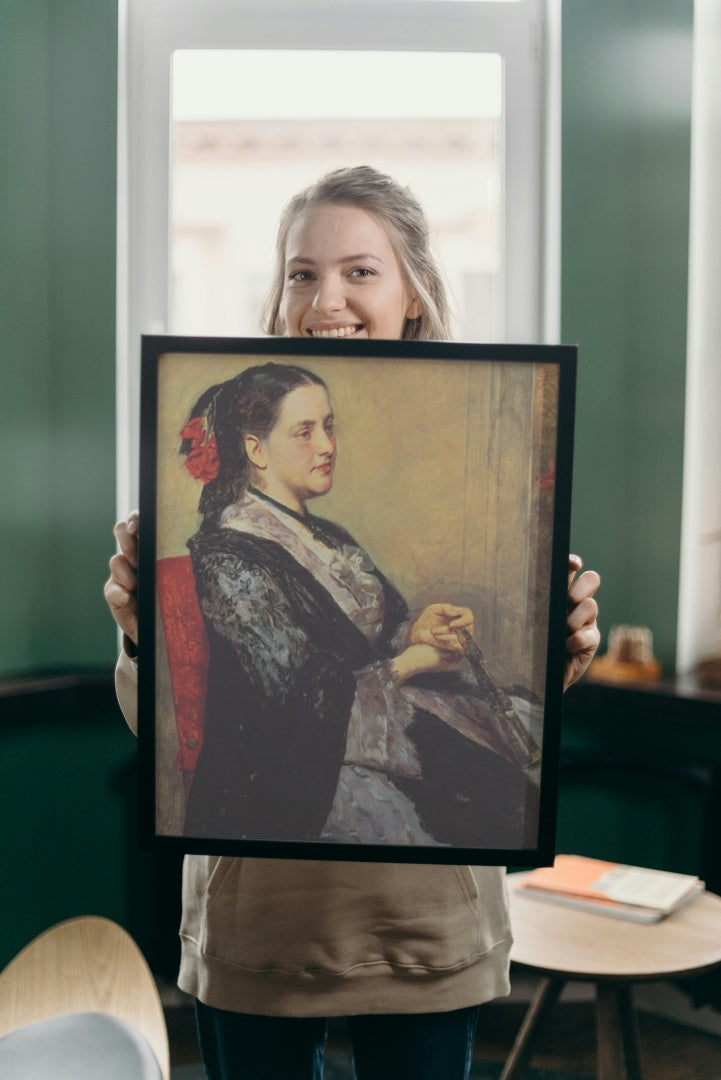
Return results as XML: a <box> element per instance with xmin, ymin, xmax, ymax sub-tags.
<box><xmin>0</xmin><ymin>915</ymin><xmax>170</xmax><ymax>1079</ymax></box>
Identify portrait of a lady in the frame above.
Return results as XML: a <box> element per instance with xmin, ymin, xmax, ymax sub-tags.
<box><xmin>156</xmin><ymin>357</ymin><xmax>544</xmax><ymax>852</ymax></box>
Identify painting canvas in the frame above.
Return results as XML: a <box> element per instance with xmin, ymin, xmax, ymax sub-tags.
<box><xmin>138</xmin><ymin>336</ymin><xmax>576</xmax><ymax>864</ymax></box>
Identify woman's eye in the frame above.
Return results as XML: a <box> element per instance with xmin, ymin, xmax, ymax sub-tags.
<box><xmin>349</xmin><ymin>267</ymin><xmax>374</xmax><ymax>279</ymax></box>
<box><xmin>296</xmin><ymin>429</ymin><xmax>312</xmax><ymax>440</ymax></box>
<box><xmin>288</xmin><ymin>270</ymin><xmax>313</xmax><ymax>283</ymax></box>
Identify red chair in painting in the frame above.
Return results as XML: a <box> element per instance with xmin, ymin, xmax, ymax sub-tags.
<box><xmin>156</xmin><ymin>556</ymin><xmax>208</xmax><ymax>790</ymax></box>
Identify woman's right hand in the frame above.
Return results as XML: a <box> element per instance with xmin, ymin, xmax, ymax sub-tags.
<box><xmin>103</xmin><ymin>510</ymin><xmax>139</xmax><ymax>646</ymax></box>
<box><xmin>391</xmin><ymin>643</ymin><xmax>463</xmax><ymax>685</ymax></box>
<box><xmin>410</xmin><ymin>603</ymin><xmax>474</xmax><ymax>649</ymax></box>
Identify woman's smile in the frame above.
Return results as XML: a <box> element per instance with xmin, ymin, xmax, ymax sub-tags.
<box><xmin>307</xmin><ymin>323</ymin><xmax>364</xmax><ymax>339</ymax></box>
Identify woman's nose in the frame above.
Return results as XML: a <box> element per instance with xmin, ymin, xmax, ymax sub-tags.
<box><xmin>314</xmin><ymin>428</ymin><xmax>335</xmax><ymax>454</ymax></box>
<box><xmin>312</xmin><ymin>274</ymin><xmax>345</xmax><ymax>314</ymax></box>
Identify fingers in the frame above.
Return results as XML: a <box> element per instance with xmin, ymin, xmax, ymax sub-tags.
<box><xmin>568</xmin><ymin>553</ymin><xmax>583</xmax><ymax>587</ymax></box>
<box><xmin>564</xmin><ymin>557</ymin><xmax>601</xmax><ymax>689</ymax></box>
<box><xmin>567</xmin><ymin>572</ymin><xmax>600</xmax><ymax>660</ymax></box>
<box><xmin>568</xmin><ymin>568</ymin><xmax>601</xmax><ymax>609</ymax></box>
<box><xmin>421</xmin><ymin>602</ymin><xmax>471</xmax><ymax>620</ymax></box>
<box><xmin>566</xmin><ymin>591</ymin><xmax>599</xmax><ymax>636</ymax></box>
<box><xmin>103</xmin><ymin>576</ymin><xmax>139</xmax><ymax>643</ymax></box>
<box><xmin>429</xmin><ymin>605</ymin><xmax>474</xmax><ymax>650</ymax></box>
<box><xmin>103</xmin><ymin>576</ymin><xmax>134</xmax><ymax>618</ymax></box>
<box><xmin>414</xmin><ymin>627</ymin><xmax>464</xmax><ymax>652</ymax></box>
<box><xmin>431</xmin><ymin>630</ymin><xmax>467</xmax><ymax>650</ymax></box>
<box><xmin>113</xmin><ymin>510</ymin><xmax>139</xmax><ymax>568</ymax></box>
<box><xmin>429</xmin><ymin>603</ymin><xmax>473</xmax><ymax>625</ymax></box>
<box><xmin>563</xmin><ymin>626</ymin><xmax>601</xmax><ymax>689</ymax></box>
<box><xmin>566</xmin><ymin>623</ymin><xmax>601</xmax><ymax>659</ymax></box>
<box><xmin>108</xmin><ymin>551</ymin><xmax>137</xmax><ymax>592</ymax></box>
<box><xmin>567</xmin><ymin>559</ymin><xmax>601</xmax><ymax>647</ymax></box>
<box><xmin>411</xmin><ymin>603</ymin><xmax>475</xmax><ymax>651</ymax></box>
<box><xmin>427</xmin><ymin>604</ymin><xmax>475</xmax><ymax>633</ymax></box>
<box><xmin>105</xmin><ymin>511</ymin><xmax>140</xmax><ymax>645</ymax></box>
<box><xmin>392</xmin><ymin>643</ymin><xmax>463</xmax><ymax>683</ymax></box>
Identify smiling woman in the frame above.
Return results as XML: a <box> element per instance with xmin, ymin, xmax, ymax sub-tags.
<box><xmin>108</xmin><ymin>141</ymin><xmax>593</xmax><ymax>1080</ymax></box>
<box><xmin>263</xmin><ymin>166</ymin><xmax>450</xmax><ymax>341</ymax></box>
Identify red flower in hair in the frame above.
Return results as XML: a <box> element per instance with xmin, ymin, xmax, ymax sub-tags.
<box><xmin>180</xmin><ymin>417</ymin><xmax>220</xmax><ymax>483</ymax></box>
<box><xmin>181</xmin><ymin>416</ymin><xmax>205</xmax><ymax>443</ymax></box>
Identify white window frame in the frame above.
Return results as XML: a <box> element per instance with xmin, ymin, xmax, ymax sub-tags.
<box><xmin>116</xmin><ymin>0</ymin><xmax>558</xmax><ymax>512</ymax></box>
<box><xmin>676</xmin><ymin>0</ymin><xmax>721</xmax><ymax>674</ymax></box>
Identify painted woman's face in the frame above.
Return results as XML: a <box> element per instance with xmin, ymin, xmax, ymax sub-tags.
<box><xmin>245</xmin><ymin>384</ymin><xmax>336</xmax><ymax>513</ymax></box>
<box><xmin>281</xmin><ymin>203</ymin><xmax>421</xmax><ymax>341</ymax></box>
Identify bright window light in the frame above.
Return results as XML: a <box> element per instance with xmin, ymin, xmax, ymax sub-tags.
<box><xmin>173</xmin><ymin>50</ymin><xmax>502</xmax><ymax>121</ymax></box>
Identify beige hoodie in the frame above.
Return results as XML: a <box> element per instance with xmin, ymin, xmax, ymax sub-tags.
<box><xmin>116</xmin><ymin>651</ymin><xmax>512</xmax><ymax>1016</ymax></box>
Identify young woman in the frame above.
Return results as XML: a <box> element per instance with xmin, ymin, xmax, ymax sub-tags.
<box><xmin>106</xmin><ymin>166</ymin><xmax>600</xmax><ymax>1080</ymax></box>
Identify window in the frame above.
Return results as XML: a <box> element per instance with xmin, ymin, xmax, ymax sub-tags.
<box><xmin>117</xmin><ymin>0</ymin><xmax>557</xmax><ymax>509</ymax></box>
<box><xmin>170</xmin><ymin>49</ymin><xmax>503</xmax><ymax>340</ymax></box>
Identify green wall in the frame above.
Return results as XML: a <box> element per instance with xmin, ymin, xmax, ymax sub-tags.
<box><xmin>562</xmin><ymin>0</ymin><xmax>693</xmax><ymax>669</ymax></box>
<box><xmin>0</xmin><ymin>0</ymin><xmax>118</xmax><ymax>675</ymax></box>
<box><xmin>0</xmin><ymin>0</ymin><xmax>135</xmax><ymax>968</ymax></box>
<box><xmin>0</xmin><ymin>682</ymin><xmax>183</xmax><ymax>973</ymax></box>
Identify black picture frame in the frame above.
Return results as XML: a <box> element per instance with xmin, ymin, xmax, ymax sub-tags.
<box><xmin>138</xmin><ymin>335</ymin><xmax>576</xmax><ymax>865</ymax></box>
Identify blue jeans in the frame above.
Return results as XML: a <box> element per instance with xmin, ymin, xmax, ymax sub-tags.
<box><xmin>195</xmin><ymin>1000</ymin><xmax>481</xmax><ymax>1080</ymax></box>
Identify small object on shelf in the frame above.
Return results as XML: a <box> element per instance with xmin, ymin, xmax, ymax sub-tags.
<box><xmin>515</xmin><ymin>854</ymin><xmax>704</xmax><ymax>923</ymax></box>
<box><xmin>696</xmin><ymin>653</ymin><xmax>721</xmax><ymax>688</ymax></box>
<box><xmin>590</xmin><ymin>623</ymin><xmax>662</xmax><ymax>682</ymax></box>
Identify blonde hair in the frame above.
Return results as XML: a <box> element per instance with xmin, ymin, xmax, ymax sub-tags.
<box><xmin>262</xmin><ymin>165</ymin><xmax>454</xmax><ymax>341</ymax></box>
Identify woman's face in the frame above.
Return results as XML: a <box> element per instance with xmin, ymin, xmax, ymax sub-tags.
<box><xmin>281</xmin><ymin>203</ymin><xmax>421</xmax><ymax>341</ymax></box>
<box><xmin>245</xmin><ymin>384</ymin><xmax>336</xmax><ymax>513</ymax></box>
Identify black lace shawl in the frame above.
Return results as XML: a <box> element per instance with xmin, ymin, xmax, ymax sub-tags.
<box><xmin>183</xmin><ymin>522</ymin><xmax>408</xmax><ymax>842</ymax></box>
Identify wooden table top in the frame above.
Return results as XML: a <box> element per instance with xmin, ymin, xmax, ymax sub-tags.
<box><xmin>508</xmin><ymin>872</ymin><xmax>721</xmax><ymax>981</ymax></box>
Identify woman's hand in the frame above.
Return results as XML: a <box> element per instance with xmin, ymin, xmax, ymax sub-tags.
<box><xmin>565</xmin><ymin>554</ymin><xmax>601</xmax><ymax>691</ymax></box>
<box><xmin>103</xmin><ymin>510</ymin><xmax>140</xmax><ymax>646</ymax></box>
<box><xmin>391</xmin><ymin>643</ymin><xmax>464</xmax><ymax>685</ymax></box>
<box><xmin>410</xmin><ymin>603</ymin><xmax>474</xmax><ymax>653</ymax></box>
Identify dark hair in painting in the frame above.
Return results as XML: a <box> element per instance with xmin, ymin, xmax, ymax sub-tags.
<box><xmin>181</xmin><ymin>362</ymin><xmax>327</xmax><ymax>524</ymax></box>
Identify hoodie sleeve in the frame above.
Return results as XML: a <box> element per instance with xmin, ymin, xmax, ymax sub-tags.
<box><xmin>115</xmin><ymin>646</ymin><xmax>139</xmax><ymax>736</ymax></box>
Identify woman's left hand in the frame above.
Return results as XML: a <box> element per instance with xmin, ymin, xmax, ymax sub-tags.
<box><xmin>410</xmin><ymin>603</ymin><xmax>474</xmax><ymax>654</ymax></box>
<box><xmin>565</xmin><ymin>554</ymin><xmax>601</xmax><ymax>691</ymax></box>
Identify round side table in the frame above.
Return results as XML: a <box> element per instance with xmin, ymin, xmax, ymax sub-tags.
<box><xmin>502</xmin><ymin>872</ymin><xmax>721</xmax><ymax>1080</ymax></box>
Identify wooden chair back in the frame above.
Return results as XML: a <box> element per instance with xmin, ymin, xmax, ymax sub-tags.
<box><xmin>0</xmin><ymin>916</ymin><xmax>169</xmax><ymax>1080</ymax></box>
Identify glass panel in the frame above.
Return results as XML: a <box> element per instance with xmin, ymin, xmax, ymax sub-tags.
<box><xmin>170</xmin><ymin>49</ymin><xmax>503</xmax><ymax>340</ymax></box>
<box><xmin>352</xmin><ymin>1</ymin><xmax>521</xmax><ymax>3</ymax></box>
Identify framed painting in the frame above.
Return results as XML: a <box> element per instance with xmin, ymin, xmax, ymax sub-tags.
<box><xmin>137</xmin><ymin>335</ymin><xmax>576</xmax><ymax>864</ymax></box>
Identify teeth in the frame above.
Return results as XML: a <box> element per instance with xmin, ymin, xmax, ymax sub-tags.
<box><xmin>311</xmin><ymin>326</ymin><xmax>359</xmax><ymax>338</ymax></box>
